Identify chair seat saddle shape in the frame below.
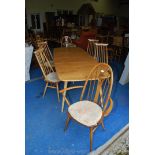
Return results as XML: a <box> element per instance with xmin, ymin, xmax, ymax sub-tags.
<box><xmin>46</xmin><ymin>72</ymin><xmax>60</xmax><ymax>83</ymax></box>
<box><xmin>68</xmin><ymin>100</ymin><xmax>102</xmax><ymax>127</ymax></box>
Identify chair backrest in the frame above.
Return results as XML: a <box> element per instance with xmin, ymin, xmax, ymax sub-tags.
<box><xmin>61</xmin><ymin>36</ymin><xmax>72</xmax><ymax>47</ymax></box>
<box><xmin>94</xmin><ymin>43</ymin><xmax>109</xmax><ymax>63</ymax></box>
<box><xmin>87</xmin><ymin>39</ymin><xmax>99</xmax><ymax>57</ymax></box>
<box><xmin>80</xmin><ymin>63</ymin><xmax>113</xmax><ymax>113</ymax></box>
<box><xmin>38</xmin><ymin>41</ymin><xmax>54</xmax><ymax>63</ymax></box>
<box><xmin>34</xmin><ymin>48</ymin><xmax>54</xmax><ymax>78</ymax></box>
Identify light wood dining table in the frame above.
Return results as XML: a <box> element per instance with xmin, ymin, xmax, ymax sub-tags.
<box><xmin>54</xmin><ymin>47</ymin><xmax>98</xmax><ymax>112</ymax></box>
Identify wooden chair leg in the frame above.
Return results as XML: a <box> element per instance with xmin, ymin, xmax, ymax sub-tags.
<box><xmin>64</xmin><ymin>113</ymin><xmax>71</xmax><ymax>131</ymax></box>
<box><xmin>43</xmin><ymin>82</ymin><xmax>48</xmax><ymax>98</ymax></box>
<box><xmin>101</xmin><ymin>121</ymin><xmax>104</xmax><ymax>129</ymax></box>
<box><xmin>90</xmin><ymin>127</ymin><xmax>93</xmax><ymax>152</ymax></box>
<box><xmin>56</xmin><ymin>83</ymin><xmax>60</xmax><ymax>102</ymax></box>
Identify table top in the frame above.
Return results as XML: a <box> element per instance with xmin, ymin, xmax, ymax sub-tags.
<box><xmin>54</xmin><ymin>47</ymin><xmax>98</xmax><ymax>81</ymax></box>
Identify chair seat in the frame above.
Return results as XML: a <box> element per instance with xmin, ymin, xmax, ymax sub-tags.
<box><xmin>46</xmin><ymin>72</ymin><xmax>60</xmax><ymax>82</ymax></box>
<box><xmin>68</xmin><ymin>100</ymin><xmax>102</xmax><ymax>127</ymax></box>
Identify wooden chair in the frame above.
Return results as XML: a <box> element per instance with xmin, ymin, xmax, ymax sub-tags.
<box><xmin>61</xmin><ymin>36</ymin><xmax>75</xmax><ymax>47</ymax></box>
<box><xmin>37</xmin><ymin>41</ymin><xmax>55</xmax><ymax>68</ymax></box>
<box><xmin>94</xmin><ymin>43</ymin><xmax>109</xmax><ymax>64</ymax></box>
<box><xmin>34</xmin><ymin>48</ymin><xmax>60</xmax><ymax>101</ymax></box>
<box><xmin>59</xmin><ymin>63</ymin><xmax>114</xmax><ymax>151</ymax></box>
<box><xmin>112</xmin><ymin>36</ymin><xmax>124</xmax><ymax>62</ymax></box>
<box><xmin>87</xmin><ymin>39</ymin><xmax>99</xmax><ymax>57</ymax></box>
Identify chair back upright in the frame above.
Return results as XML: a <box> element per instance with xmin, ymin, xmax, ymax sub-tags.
<box><xmin>80</xmin><ymin>63</ymin><xmax>113</xmax><ymax>114</ymax></box>
<box><xmin>87</xmin><ymin>39</ymin><xmax>99</xmax><ymax>57</ymax></box>
<box><xmin>94</xmin><ymin>43</ymin><xmax>109</xmax><ymax>63</ymax></box>
<box><xmin>38</xmin><ymin>41</ymin><xmax>54</xmax><ymax>67</ymax></box>
<box><xmin>34</xmin><ymin>48</ymin><xmax>54</xmax><ymax>79</ymax></box>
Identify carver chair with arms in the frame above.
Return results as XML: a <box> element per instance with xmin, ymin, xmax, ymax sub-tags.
<box><xmin>59</xmin><ymin>63</ymin><xmax>114</xmax><ymax>151</ymax></box>
<box><xmin>34</xmin><ymin>48</ymin><xmax>60</xmax><ymax>101</ymax></box>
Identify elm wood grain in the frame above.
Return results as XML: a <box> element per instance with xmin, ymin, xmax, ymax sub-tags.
<box><xmin>54</xmin><ymin>47</ymin><xmax>98</xmax><ymax>112</ymax></box>
<box><xmin>54</xmin><ymin>47</ymin><xmax>98</xmax><ymax>81</ymax></box>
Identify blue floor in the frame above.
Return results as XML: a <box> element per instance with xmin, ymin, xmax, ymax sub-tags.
<box><xmin>26</xmin><ymin>62</ymin><xmax>129</xmax><ymax>155</ymax></box>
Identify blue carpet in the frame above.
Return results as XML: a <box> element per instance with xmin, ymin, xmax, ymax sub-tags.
<box><xmin>25</xmin><ymin>63</ymin><xmax>129</xmax><ymax>155</ymax></box>
<box><xmin>30</xmin><ymin>68</ymin><xmax>42</xmax><ymax>79</ymax></box>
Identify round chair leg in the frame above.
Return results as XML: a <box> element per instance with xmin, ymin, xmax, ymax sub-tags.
<box><xmin>90</xmin><ymin>127</ymin><xmax>93</xmax><ymax>152</ymax></box>
<box><xmin>64</xmin><ymin>113</ymin><xmax>71</xmax><ymax>131</ymax></box>
<box><xmin>43</xmin><ymin>82</ymin><xmax>48</xmax><ymax>98</ymax></box>
<box><xmin>56</xmin><ymin>83</ymin><xmax>60</xmax><ymax>102</ymax></box>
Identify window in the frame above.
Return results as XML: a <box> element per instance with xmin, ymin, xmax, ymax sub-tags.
<box><xmin>31</xmin><ymin>14</ymin><xmax>40</xmax><ymax>29</ymax></box>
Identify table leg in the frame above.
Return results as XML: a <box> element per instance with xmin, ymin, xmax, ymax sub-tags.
<box><xmin>61</xmin><ymin>81</ymin><xmax>68</xmax><ymax>112</ymax></box>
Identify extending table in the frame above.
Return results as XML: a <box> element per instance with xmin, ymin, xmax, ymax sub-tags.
<box><xmin>54</xmin><ymin>47</ymin><xmax>98</xmax><ymax>112</ymax></box>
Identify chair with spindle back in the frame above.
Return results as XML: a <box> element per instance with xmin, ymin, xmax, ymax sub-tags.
<box><xmin>59</xmin><ymin>63</ymin><xmax>114</xmax><ymax>151</ymax></box>
<box><xmin>34</xmin><ymin>48</ymin><xmax>60</xmax><ymax>101</ymax></box>
<box><xmin>38</xmin><ymin>41</ymin><xmax>55</xmax><ymax>68</ymax></box>
<box><xmin>94</xmin><ymin>43</ymin><xmax>109</xmax><ymax>64</ymax></box>
<box><xmin>87</xmin><ymin>39</ymin><xmax>99</xmax><ymax>57</ymax></box>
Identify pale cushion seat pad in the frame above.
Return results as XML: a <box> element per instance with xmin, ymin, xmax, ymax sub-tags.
<box><xmin>45</xmin><ymin>60</ymin><xmax>54</xmax><ymax>67</ymax></box>
<box><xmin>46</xmin><ymin>72</ymin><xmax>60</xmax><ymax>82</ymax></box>
<box><xmin>68</xmin><ymin>100</ymin><xmax>102</xmax><ymax>127</ymax></box>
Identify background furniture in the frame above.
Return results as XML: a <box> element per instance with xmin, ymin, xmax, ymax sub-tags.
<box><xmin>72</xmin><ymin>31</ymin><xmax>96</xmax><ymax>50</ymax></box>
<box><xmin>25</xmin><ymin>44</ymin><xmax>34</xmax><ymax>81</ymax></box>
<box><xmin>61</xmin><ymin>36</ymin><xmax>76</xmax><ymax>47</ymax></box>
<box><xmin>59</xmin><ymin>63</ymin><xmax>114</xmax><ymax>151</ymax></box>
<box><xmin>54</xmin><ymin>47</ymin><xmax>98</xmax><ymax>112</ymax></box>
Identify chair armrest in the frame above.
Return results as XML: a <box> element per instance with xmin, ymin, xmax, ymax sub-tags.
<box><xmin>59</xmin><ymin>85</ymin><xmax>83</xmax><ymax>107</ymax></box>
<box><xmin>103</xmin><ymin>97</ymin><xmax>113</xmax><ymax>117</ymax></box>
<box><xmin>59</xmin><ymin>86</ymin><xmax>83</xmax><ymax>93</ymax></box>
